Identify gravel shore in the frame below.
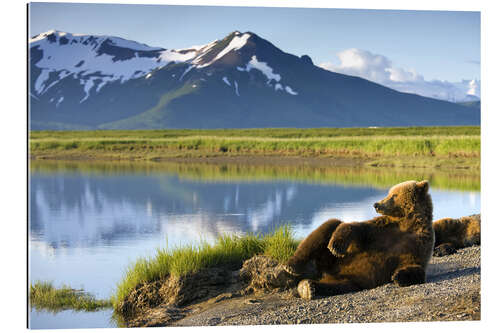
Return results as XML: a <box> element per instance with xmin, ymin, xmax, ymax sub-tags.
<box><xmin>164</xmin><ymin>246</ymin><xmax>480</xmax><ymax>326</ymax></box>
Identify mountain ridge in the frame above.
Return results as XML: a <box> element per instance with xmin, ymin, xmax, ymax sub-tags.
<box><xmin>29</xmin><ymin>30</ymin><xmax>480</xmax><ymax>130</ymax></box>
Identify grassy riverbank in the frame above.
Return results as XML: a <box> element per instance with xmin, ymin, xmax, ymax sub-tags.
<box><xmin>29</xmin><ymin>227</ymin><xmax>297</xmax><ymax>314</ymax></box>
<box><xmin>30</xmin><ymin>281</ymin><xmax>112</xmax><ymax>312</ymax></box>
<box><xmin>30</xmin><ymin>127</ymin><xmax>480</xmax><ymax>169</ymax></box>
<box><xmin>111</xmin><ymin>226</ymin><xmax>298</xmax><ymax>310</ymax></box>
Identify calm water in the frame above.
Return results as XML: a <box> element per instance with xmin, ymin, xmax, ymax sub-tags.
<box><xmin>28</xmin><ymin>161</ymin><xmax>480</xmax><ymax>329</ymax></box>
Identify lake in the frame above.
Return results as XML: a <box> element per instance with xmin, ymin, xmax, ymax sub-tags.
<box><xmin>28</xmin><ymin>161</ymin><xmax>480</xmax><ymax>329</ymax></box>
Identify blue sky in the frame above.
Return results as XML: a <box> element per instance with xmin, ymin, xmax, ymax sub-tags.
<box><xmin>29</xmin><ymin>2</ymin><xmax>480</xmax><ymax>86</ymax></box>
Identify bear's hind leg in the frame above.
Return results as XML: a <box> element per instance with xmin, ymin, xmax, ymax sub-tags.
<box><xmin>392</xmin><ymin>265</ymin><xmax>426</xmax><ymax>287</ymax></box>
<box><xmin>285</xmin><ymin>219</ymin><xmax>342</xmax><ymax>276</ymax></box>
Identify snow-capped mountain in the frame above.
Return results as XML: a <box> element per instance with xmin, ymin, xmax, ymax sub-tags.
<box><xmin>29</xmin><ymin>30</ymin><xmax>479</xmax><ymax>129</ymax></box>
<box><xmin>30</xmin><ymin>30</ymin><xmax>300</xmax><ymax>104</ymax></box>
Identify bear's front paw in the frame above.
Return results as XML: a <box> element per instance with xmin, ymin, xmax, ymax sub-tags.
<box><xmin>297</xmin><ymin>279</ymin><xmax>316</xmax><ymax>300</ymax></box>
<box><xmin>327</xmin><ymin>239</ymin><xmax>347</xmax><ymax>257</ymax></box>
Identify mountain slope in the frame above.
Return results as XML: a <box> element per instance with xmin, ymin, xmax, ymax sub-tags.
<box><xmin>29</xmin><ymin>30</ymin><xmax>480</xmax><ymax>129</ymax></box>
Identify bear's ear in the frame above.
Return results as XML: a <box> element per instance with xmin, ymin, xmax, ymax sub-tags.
<box><xmin>416</xmin><ymin>180</ymin><xmax>429</xmax><ymax>193</ymax></box>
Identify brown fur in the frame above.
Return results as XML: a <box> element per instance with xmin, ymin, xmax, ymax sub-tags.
<box><xmin>285</xmin><ymin>180</ymin><xmax>434</xmax><ymax>299</ymax></box>
<box><xmin>433</xmin><ymin>214</ymin><xmax>480</xmax><ymax>256</ymax></box>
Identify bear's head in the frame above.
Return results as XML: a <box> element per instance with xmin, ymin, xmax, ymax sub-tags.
<box><xmin>373</xmin><ymin>180</ymin><xmax>432</xmax><ymax>219</ymax></box>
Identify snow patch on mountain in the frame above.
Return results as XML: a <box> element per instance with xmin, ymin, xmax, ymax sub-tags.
<box><xmin>159</xmin><ymin>50</ymin><xmax>197</xmax><ymax>63</ymax></box>
<box><xmin>58</xmin><ymin>70</ymin><xmax>71</xmax><ymax>80</ymax></box>
<box><xmin>194</xmin><ymin>34</ymin><xmax>251</xmax><ymax>69</ymax></box>
<box><xmin>96</xmin><ymin>79</ymin><xmax>110</xmax><ymax>92</ymax></box>
<box><xmin>34</xmin><ymin>69</ymin><xmax>52</xmax><ymax>94</ymax></box>
<box><xmin>222</xmin><ymin>77</ymin><xmax>231</xmax><ymax>86</ymax></box>
<box><xmin>234</xmin><ymin>81</ymin><xmax>240</xmax><ymax>96</ymax></box>
<box><xmin>179</xmin><ymin>65</ymin><xmax>194</xmax><ymax>81</ymax></box>
<box><xmin>244</xmin><ymin>55</ymin><xmax>281</xmax><ymax>83</ymax></box>
<box><xmin>285</xmin><ymin>86</ymin><xmax>298</xmax><ymax>95</ymax></box>
<box><xmin>80</xmin><ymin>78</ymin><xmax>98</xmax><ymax>103</ymax></box>
<box><xmin>212</xmin><ymin>33</ymin><xmax>251</xmax><ymax>63</ymax></box>
<box><xmin>239</xmin><ymin>56</ymin><xmax>298</xmax><ymax>95</ymax></box>
<box><xmin>41</xmin><ymin>75</ymin><xmax>62</xmax><ymax>94</ymax></box>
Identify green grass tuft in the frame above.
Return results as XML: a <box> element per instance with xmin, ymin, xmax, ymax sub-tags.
<box><xmin>263</xmin><ymin>225</ymin><xmax>300</xmax><ymax>263</ymax></box>
<box><xmin>30</xmin><ymin>281</ymin><xmax>112</xmax><ymax>312</ymax></box>
<box><xmin>111</xmin><ymin>225</ymin><xmax>298</xmax><ymax>309</ymax></box>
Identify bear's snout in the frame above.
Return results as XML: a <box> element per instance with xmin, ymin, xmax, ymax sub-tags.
<box><xmin>374</xmin><ymin>202</ymin><xmax>380</xmax><ymax>209</ymax></box>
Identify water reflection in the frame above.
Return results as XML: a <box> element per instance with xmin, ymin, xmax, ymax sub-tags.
<box><xmin>30</xmin><ymin>309</ymin><xmax>116</xmax><ymax>329</ymax></box>
<box><xmin>30</xmin><ymin>171</ymin><xmax>385</xmax><ymax>247</ymax></box>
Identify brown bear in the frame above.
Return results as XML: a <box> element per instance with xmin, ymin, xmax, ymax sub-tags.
<box><xmin>284</xmin><ymin>180</ymin><xmax>434</xmax><ymax>300</ymax></box>
<box><xmin>433</xmin><ymin>214</ymin><xmax>480</xmax><ymax>256</ymax></box>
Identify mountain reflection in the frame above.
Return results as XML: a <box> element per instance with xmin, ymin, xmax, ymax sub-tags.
<box><xmin>29</xmin><ymin>170</ymin><xmax>383</xmax><ymax>249</ymax></box>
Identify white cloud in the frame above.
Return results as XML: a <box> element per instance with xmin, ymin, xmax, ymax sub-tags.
<box><xmin>321</xmin><ymin>49</ymin><xmax>393</xmax><ymax>83</ymax></box>
<box><xmin>319</xmin><ymin>48</ymin><xmax>480</xmax><ymax>102</ymax></box>
<box><xmin>387</xmin><ymin>67</ymin><xmax>423</xmax><ymax>83</ymax></box>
